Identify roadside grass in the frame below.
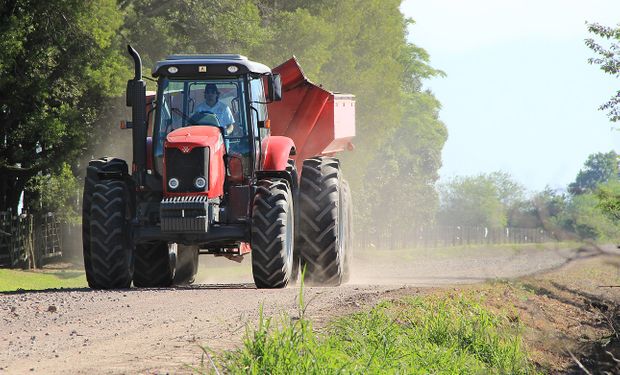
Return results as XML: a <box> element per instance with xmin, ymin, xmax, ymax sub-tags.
<box><xmin>0</xmin><ymin>268</ymin><xmax>86</xmax><ymax>292</ymax></box>
<box><xmin>198</xmin><ymin>293</ymin><xmax>535</xmax><ymax>374</ymax></box>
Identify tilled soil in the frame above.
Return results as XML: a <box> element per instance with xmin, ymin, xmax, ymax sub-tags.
<box><xmin>1</xmin><ymin>243</ymin><xmax>616</xmax><ymax>374</ymax></box>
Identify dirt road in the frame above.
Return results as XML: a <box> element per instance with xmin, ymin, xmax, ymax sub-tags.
<box><xmin>1</xmin><ymin>244</ymin><xmax>615</xmax><ymax>374</ymax></box>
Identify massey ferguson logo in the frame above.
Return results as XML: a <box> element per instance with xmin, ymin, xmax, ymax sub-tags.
<box><xmin>180</xmin><ymin>146</ymin><xmax>191</xmax><ymax>153</ymax></box>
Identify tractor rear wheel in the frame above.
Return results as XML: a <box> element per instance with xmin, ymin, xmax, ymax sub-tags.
<box><xmin>87</xmin><ymin>179</ymin><xmax>133</xmax><ymax>289</ymax></box>
<box><xmin>82</xmin><ymin>158</ymin><xmax>127</xmax><ymax>288</ymax></box>
<box><xmin>133</xmin><ymin>242</ymin><xmax>173</xmax><ymax>287</ymax></box>
<box><xmin>297</xmin><ymin>157</ymin><xmax>345</xmax><ymax>286</ymax></box>
<box><xmin>251</xmin><ymin>179</ymin><xmax>294</xmax><ymax>288</ymax></box>
<box><xmin>174</xmin><ymin>245</ymin><xmax>199</xmax><ymax>285</ymax></box>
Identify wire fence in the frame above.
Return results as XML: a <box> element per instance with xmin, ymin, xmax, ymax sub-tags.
<box><xmin>0</xmin><ymin>210</ymin><xmax>63</xmax><ymax>269</ymax></box>
<box><xmin>1</xmin><ymin>207</ymin><xmax>559</xmax><ymax>268</ymax></box>
<box><xmin>353</xmin><ymin>226</ymin><xmax>557</xmax><ymax>250</ymax></box>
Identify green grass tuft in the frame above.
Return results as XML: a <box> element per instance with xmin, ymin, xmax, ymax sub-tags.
<box><xmin>208</xmin><ymin>294</ymin><xmax>536</xmax><ymax>374</ymax></box>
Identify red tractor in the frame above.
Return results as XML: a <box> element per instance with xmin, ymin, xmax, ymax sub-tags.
<box><xmin>82</xmin><ymin>46</ymin><xmax>355</xmax><ymax>289</ymax></box>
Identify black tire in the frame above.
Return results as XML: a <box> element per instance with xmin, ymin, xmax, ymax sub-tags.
<box><xmin>174</xmin><ymin>245</ymin><xmax>199</xmax><ymax>285</ymax></box>
<box><xmin>88</xmin><ymin>180</ymin><xmax>133</xmax><ymax>289</ymax></box>
<box><xmin>82</xmin><ymin>158</ymin><xmax>127</xmax><ymax>287</ymax></box>
<box><xmin>251</xmin><ymin>179</ymin><xmax>294</xmax><ymax>289</ymax></box>
<box><xmin>286</xmin><ymin>159</ymin><xmax>301</xmax><ymax>284</ymax></box>
<box><xmin>133</xmin><ymin>242</ymin><xmax>173</xmax><ymax>287</ymax></box>
<box><xmin>297</xmin><ymin>157</ymin><xmax>345</xmax><ymax>286</ymax></box>
<box><xmin>341</xmin><ymin>179</ymin><xmax>353</xmax><ymax>283</ymax></box>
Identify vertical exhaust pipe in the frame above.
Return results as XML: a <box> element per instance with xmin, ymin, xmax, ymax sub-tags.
<box><xmin>126</xmin><ymin>45</ymin><xmax>147</xmax><ymax>187</ymax></box>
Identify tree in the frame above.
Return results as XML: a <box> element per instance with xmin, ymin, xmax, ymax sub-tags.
<box><xmin>25</xmin><ymin>163</ymin><xmax>80</xmax><ymax>224</ymax></box>
<box><xmin>529</xmin><ymin>187</ymin><xmax>567</xmax><ymax>230</ymax></box>
<box><xmin>585</xmin><ymin>23</ymin><xmax>620</xmax><ymax>122</ymax></box>
<box><xmin>595</xmin><ymin>179</ymin><xmax>620</xmax><ymax>221</ymax></box>
<box><xmin>568</xmin><ymin>151</ymin><xmax>619</xmax><ymax>195</ymax></box>
<box><xmin>0</xmin><ymin>0</ymin><xmax>128</xmax><ymax>212</ymax></box>
<box><xmin>560</xmin><ymin>192</ymin><xmax>620</xmax><ymax>240</ymax></box>
<box><xmin>121</xmin><ymin>0</ymin><xmax>269</xmax><ymax>69</ymax></box>
<box><xmin>438</xmin><ymin>172</ymin><xmax>526</xmax><ymax>228</ymax></box>
<box><xmin>254</xmin><ymin>1</ymin><xmax>447</xmax><ymax>228</ymax></box>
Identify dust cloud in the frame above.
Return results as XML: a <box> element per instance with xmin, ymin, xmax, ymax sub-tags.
<box><xmin>194</xmin><ymin>255</ymin><xmax>253</xmax><ymax>285</ymax></box>
<box><xmin>84</xmin><ymin>99</ymin><xmax>133</xmax><ymax>166</ymax></box>
<box><xmin>188</xmin><ymin>242</ymin><xmax>591</xmax><ymax>288</ymax></box>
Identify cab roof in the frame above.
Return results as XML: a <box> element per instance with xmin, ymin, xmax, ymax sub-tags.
<box><xmin>152</xmin><ymin>54</ymin><xmax>271</xmax><ymax>77</ymax></box>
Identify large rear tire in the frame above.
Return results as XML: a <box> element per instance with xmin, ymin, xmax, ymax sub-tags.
<box><xmin>133</xmin><ymin>242</ymin><xmax>173</xmax><ymax>287</ymax></box>
<box><xmin>87</xmin><ymin>180</ymin><xmax>133</xmax><ymax>289</ymax></box>
<box><xmin>297</xmin><ymin>157</ymin><xmax>345</xmax><ymax>286</ymax></box>
<box><xmin>82</xmin><ymin>158</ymin><xmax>127</xmax><ymax>288</ymax></box>
<box><xmin>251</xmin><ymin>179</ymin><xmax>294</xmax><ymax>289</ymax></box>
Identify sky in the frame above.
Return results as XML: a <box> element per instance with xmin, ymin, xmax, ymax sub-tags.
<box><xmin>400</xmin><ymin>0</ymin><xmax>620</xmax><ymax>192</ymax></box>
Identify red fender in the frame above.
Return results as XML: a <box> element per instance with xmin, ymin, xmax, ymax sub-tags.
<box><xmin>261</xmin><ymin>136</ymin><xmax>296</xmax><ymax>171</ymax></box>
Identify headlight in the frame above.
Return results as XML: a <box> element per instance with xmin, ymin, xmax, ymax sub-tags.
<box><xmin>168</xmin><ymin>178</ymin><xmax>179</xmax><ymax>189</ymax></box>
<box><xmin>194</xmin><ymin>176</ymin><xmax>207</xmax><ymax>189</ymax></box>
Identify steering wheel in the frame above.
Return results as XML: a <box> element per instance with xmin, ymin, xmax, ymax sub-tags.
<box><xmin>188</xmin><ymin>111</ymin><xmax>222</xmax><ymax>127</ymax></box>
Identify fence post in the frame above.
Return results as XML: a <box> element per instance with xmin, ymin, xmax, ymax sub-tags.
<box><xmin>28</xmin><ymin>215</ymin><xmax>35</xmax><ymax>269</ymax></box>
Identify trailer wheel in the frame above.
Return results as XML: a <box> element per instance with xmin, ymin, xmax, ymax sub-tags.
<box><xmin>286</xmin><ymin>159</ymin><xmax>301</xmax><ymax>283</ymax></box>
<box><xmin>174</xmin><ymin>245</ymin><xmax>199</xmax><ymax>285</ymax></box>
<box><xmin>87</xmin><ymin>180</ymin><xmax>133</xmax><ymax>289</ymax></box>
<box><xmin>297</xmin><ymin>157</ymin><xmax>345</xmax><ymax>286</ymax></box>
<box><xmin>133</xmin><ymin>242</ymin><xmax>173</xmax><ymax>287</ymax></box>
<box><xmin>251</xmin><ymin>179</ymin><xmax>294</xmax><ymax>288</ymax></box>
<box><xmin>82</xmin><ymin>158</ymin><xmax>127</xmax><ymax>288</ymax></box>
<box><xmin>341</xmin><ymin>179</ymin><xmax>353</xmax><ymax>283</ymax></box>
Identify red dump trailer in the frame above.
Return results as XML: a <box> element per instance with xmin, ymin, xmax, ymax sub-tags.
<box><xmin>269</xmin><ymin>57</ymin><xmax>355</xmax><ymax>165</ymax></box>
<box><xmin>81</xmin><ymin>47</ymin><xmax>355</xmax><ymax>289</ymax></box>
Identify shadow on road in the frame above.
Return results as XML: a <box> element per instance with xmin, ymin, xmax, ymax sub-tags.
<box><xmin>0</xmin><ymin>282</ymin><xmax>258</xmax><ymax>295</ymax></box>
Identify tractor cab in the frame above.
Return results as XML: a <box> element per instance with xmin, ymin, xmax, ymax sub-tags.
<box><xmin>150</xmin><ymin>54</ymin><xmax>281</xmax><ymax>184</ymax></box>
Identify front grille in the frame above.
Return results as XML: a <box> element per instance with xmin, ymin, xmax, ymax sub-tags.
<box><xmin>160</xmin><ymin>196</ymin><xmax>211</xmax><ymax>232</ymax></box>
<box><xmin>165</xmin><ymin>146</ymin><xmax>209</xmax><ymax>193</ymax></box>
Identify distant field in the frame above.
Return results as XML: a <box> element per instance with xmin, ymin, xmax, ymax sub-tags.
<box><xmin>0</xmin><ymin>268</ymin><xmax>87</xmax><ymax>292</ymax></box>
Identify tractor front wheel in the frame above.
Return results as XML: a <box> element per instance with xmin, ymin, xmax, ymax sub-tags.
<box><xmin>251</xmin><ymin>179</ymin><xmax>294</xmax><ymax>289</ymax></box>
<box><xmin>82</xmin><ymin>158</ymin><xmax>127</xmax><ymax>288</ymax></box>
<box><xmin>87</xmin><ymin>180</ymin><xmax>133</xmax><ymax>289</ymax></box>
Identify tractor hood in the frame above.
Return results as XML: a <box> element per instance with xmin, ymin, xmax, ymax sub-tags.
<box><xmin>165</xmin><ymin>126</ymin><xmax>224</xmax><ymax>154</ymax></box>
<box><xmin>163</xmin><ymin>125</ymin><xmax>226</xmax><ymax>198</ymax></box>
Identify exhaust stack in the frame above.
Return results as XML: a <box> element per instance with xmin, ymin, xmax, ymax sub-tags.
<box><xmin>126</xmin><ymin>45</ymin><xmax>147</xmax><ymax>186</ymax></box>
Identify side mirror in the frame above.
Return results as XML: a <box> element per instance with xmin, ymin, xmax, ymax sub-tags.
<box><xmin>266</xmin><ymin>73</ymin><xmax>282</xmax><ymax>102</ymax></box>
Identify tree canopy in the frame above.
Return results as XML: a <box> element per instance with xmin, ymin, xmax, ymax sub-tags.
<box><xmin>0</xmin><ymin>0</ymin><xmax>128</xmax><ymax>211</ymax></box>
<box><xmin>586</xmin><ymin>22</ymin><xmax>620</xmax><ymax>122</ymax></box>
<box><xmin>437</xmin><ymin>172</ymin><xmax>526</xmax><ymax>228</ymax></box>
<box><xmin>567</xmin><ymin>151</ymin><xmax>618</xmax><ymax>195</ymax></box>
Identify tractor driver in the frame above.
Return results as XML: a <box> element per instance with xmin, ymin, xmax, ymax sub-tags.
<box><xmin>194</xmin><ymin>83</ymin><xmax>235</xmax><ymax>135</ymax></box>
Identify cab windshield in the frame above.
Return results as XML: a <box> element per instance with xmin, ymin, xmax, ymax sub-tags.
<box><xmin>154</xmin><ymin>77</ymin><xmax>248</xmax><ymax>159</ymax></box>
